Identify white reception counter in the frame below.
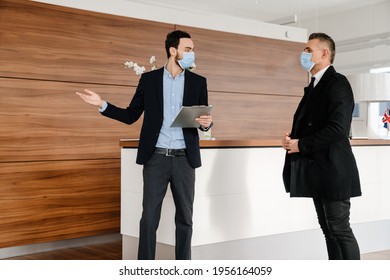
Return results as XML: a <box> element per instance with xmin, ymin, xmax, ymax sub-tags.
<box><xmin>120</xmin><ymin>139</ymin><xmax>390</xmax><ymax>259</ymax></box>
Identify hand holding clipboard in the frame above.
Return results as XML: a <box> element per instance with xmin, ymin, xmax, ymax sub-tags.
<box><xmin>170</xmin><ymin>105</ymin><xmax>213</xmax><ymax>128</ymax></box>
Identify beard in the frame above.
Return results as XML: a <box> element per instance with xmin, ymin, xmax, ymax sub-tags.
<box><xmin>174</xmin><ymin>53</ymin><xmax>182</xmax><ymax>68</ymax></box>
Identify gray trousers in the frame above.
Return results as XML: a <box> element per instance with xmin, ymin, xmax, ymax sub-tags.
<box><xmin>137</xmin><ymin>152</ymin><xmax>195</xmax><ymax>260</ymax></box>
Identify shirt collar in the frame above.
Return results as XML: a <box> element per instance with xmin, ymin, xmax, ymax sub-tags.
<box><xmin>163</xmin><ymin>64</ymin><xmax>185</xmax><ymax>79</ymax></box>
<box><xmin>312</xmin><ymin>65</ymin><xmax>331</xmax><ymax>87</ymax></box>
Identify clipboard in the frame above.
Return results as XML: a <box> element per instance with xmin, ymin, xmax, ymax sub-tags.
<box><xmin>170</xmin><ymin>105</ymin><xmax>213</xmax><ymax>128</ymax></box>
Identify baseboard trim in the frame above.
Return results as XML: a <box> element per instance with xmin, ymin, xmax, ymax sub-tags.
<box><xmin>0</xmin><ymin>233</ymin><xmax>121</xmax><ymax>259</ymax></box>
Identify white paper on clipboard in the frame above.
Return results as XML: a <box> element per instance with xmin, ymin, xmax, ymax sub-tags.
<box><xmin>170</xmin><ymin>105</ymin><xmax>213</xmax><ymax>128</ymax></box>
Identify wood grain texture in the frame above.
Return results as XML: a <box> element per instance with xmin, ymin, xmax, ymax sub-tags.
<box><xmin>176</xmin><ymin>25</ymin><xmax>307</xmax><ymax>95</ymax></box>
<box><xmin>0</xmin><ymin>0</ymin><xmax>170</xmax><ymax>86</ymax></box>
<box><xmin>208</xmin><ymin>91</ymin><xmax>301</xmax><ymax>139</ymax></box>
<box><xmin>0</xmin><ymin>159</ymin><xmax>120</xmax><ymax>248</ymax></box>
<box><xmin>0</xmin><ymin>77</ymin><xmax>141</xmax><ymax>163</ymax></box>
<box><xmin>0</xmin><ymin>78</ymin><xmax>299</xmax><ymax>164</ymax></box>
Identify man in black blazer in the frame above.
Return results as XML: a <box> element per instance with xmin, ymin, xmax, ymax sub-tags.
<box><xmin>282</xmin><ymin>33</ymin><xmax>361</xmax><ymax>259</ymax></box>
<box><xmin>76</xmin><ymin>30</ymin><xmax>213</xmax><ymax>260</ymax></box>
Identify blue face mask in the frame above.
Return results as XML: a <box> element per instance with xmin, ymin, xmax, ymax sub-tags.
<box><xmin>177</xmin><ymin>52</ymin><xmax>195</xmax><ymax>69</ymax></box>
<box><xmin>300</xmin><ymin>52</ymin><xmax>315</xmax><ymax>72</ymax></box>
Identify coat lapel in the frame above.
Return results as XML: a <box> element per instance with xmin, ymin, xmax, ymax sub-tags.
<box><xmin>292</xmin><ymin>78</ymin><xmax>316</xmax><ymax>129</ymax></box>
<box><xmin>298</xmin><ymin>66</ymin><xmax>335</xmax><ymax>119</ymax></box>
<box><xmin>292</xmin><ymin>66</ymin><xmax>335</xmax><ymax>136</ymax></box>
<box><xmin>293</xmin><ymin>82</ymin><xmax>311</xmax><ymax>121</ymax></box>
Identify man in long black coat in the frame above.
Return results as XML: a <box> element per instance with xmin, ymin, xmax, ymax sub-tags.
<box><xmin>282</xmin><ymin>33</ymin><xmax>361</xmax><ymax>259</ymax></box>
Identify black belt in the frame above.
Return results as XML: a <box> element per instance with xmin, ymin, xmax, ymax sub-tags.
<box><xmin>155</xmin><ymin>147</ymin><xmax>186</xmax><ymax>157</ymax></box>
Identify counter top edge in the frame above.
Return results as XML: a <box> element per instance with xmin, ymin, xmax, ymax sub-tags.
<box><xmin>120</xmin><ymin>139</ymin><xmax>390</xmax><ymax>148</ymax></box>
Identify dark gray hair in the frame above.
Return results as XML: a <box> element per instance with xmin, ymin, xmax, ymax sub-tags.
<box><xmin>309</xmin><ymin>32</ymin><xmax>336</xmax><ymax>63</ymax></box>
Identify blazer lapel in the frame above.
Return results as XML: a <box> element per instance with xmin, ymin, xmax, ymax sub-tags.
<box><xmin>155</xmin><ymin>67</ymin><xmax>164</xmax><ymax>111</ymax></box>
<box><xmin>183</xmin><ymin>70</ymin><xmax>192</xmax><ymax>105</ymax></box>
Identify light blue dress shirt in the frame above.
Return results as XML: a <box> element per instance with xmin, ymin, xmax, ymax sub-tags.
<box><xmin>156</xmin><ymin>67</ymin><xmax>186</xmax><ymax>149</ymax></box>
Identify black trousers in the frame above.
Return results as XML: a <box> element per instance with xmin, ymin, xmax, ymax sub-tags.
<box><xmin>137</xmin><ymin>153</ymin><xmax>195</xmax><ymax>260</ymax></box>
<box><xmin>313</xmin><ymin>198</ymin><xmax>360</xmax><ymax>260</ymax></box>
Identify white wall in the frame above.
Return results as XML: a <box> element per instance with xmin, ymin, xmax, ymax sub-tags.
<box><xmin>290</xmin><ymin>1</ymin><xmax>390</xmax><ymax>75</ymax></box>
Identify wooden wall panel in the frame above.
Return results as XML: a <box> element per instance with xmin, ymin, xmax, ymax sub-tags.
<box><xmin>176</xmin><ymin>25</ymin><xmax>306</xmax><ymax>96</ymax></box>
<box><xmin>0</xmin><ymin>78</ymin><xmax>141</xmax><ymax>162</ymax></box>
<box><xmin>0</xmin><ymin>0</ymin><xmax>170</xmax><ymax>86</ymax></box>
<box><xmin>0</xmin><ymin>159</ymin><xmax>120</xmax><ymax>247</ymax></box>
<box><xmin>209</xmin><ymin>91</ymin><xmax>301</xmax><ymax>140</ymax></box>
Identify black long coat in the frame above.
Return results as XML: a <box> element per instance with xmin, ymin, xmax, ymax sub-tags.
<box><xmin>102</xmin><ymin>67</ymin><xmax>208</xmax><ymax>169</ymax></box>
<box><xmin>283</xmin><ymin>66</ymin><xmax>361</xmax><ymax>200</ymax></box>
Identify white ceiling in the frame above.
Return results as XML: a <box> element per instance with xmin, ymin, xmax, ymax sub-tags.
<box><xmin>125</xmin><ymin>0</ymin><xmax>388</xmax><ymax>24</ymax></box>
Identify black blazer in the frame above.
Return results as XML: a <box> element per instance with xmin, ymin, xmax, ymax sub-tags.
<box><xmin>101</xmin><ymin>67</ymin><xmax>208</xmax><ymax>169</ymax></box>
<box><xmin>283</xmin><ymin>66</ymin><xmax>361</xmax><ymax>199</ymax></box>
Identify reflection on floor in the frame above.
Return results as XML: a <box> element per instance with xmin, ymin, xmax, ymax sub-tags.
<box><xmin>361</xmin><ymin>249</ymin><xmax>390</xmax><ymax>260</ymax></box>
<box><xmin>4</xmin><ymin>240</ymin><xmax>390</xmax><ymax>260</ymax></box>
